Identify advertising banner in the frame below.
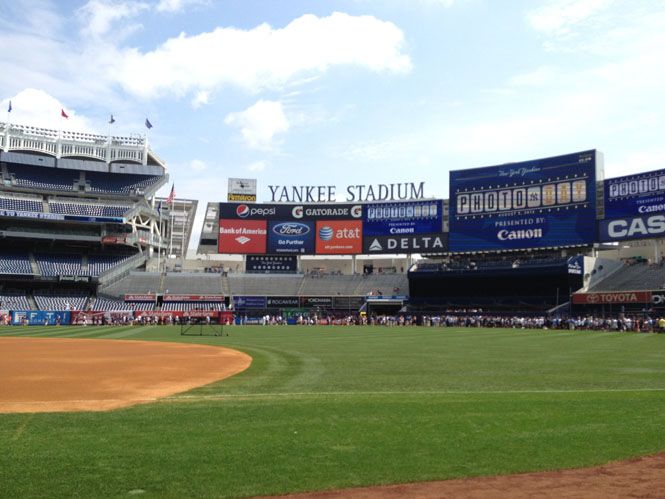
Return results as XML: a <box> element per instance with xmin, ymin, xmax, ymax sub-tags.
<box><xmin>571</xmin><ymin>291</ymin><xmax>651</xmax><ymax>305</ymax></box>
<box><xmin>315</xmin><ymin>220</ymin><xmax>362</xmax><ymax>254</ymax></box>
<box><xmin>218</xmin><ymin>202</ymin><xmax>363</xmax><ymax>221</ymax></box>
<box><xmin>604</xmin><ymin>168</ymin><xmax>665</xmax><ymax>220</ymax></box>
<box><xmin>267</xmin><ymin>221</ymin><xmax>315</xmax><ymax>254</ymax></box>
<box><xmin>363</xmin><ymin>232</ymin><xmax>447</xmax><ymax>254</ymax></box>
<box><xmin>267</xmin><ymin>296</ymin><xmax>301</xmax><ymax>308</ymax></box>
<box><xmin>363</xmin><ymin>200</ymin><xmax>443</xmax><ymax>236</ymax></box>
<box><xmin>11</xmin><ymin>310</ymin><xmax>71</xmax><ymax>325</ymax></box>
<box><xmin>219</xmin><ymin>219</ymin><xmax>267</xmax><ymax>254</ymax></box>
<box><xmin>301</xmin><ymin>296</ymin><xmax>334</xmax><ymax>308</ymax></box>
<box><xmin>246</xmin><ymin>255</ymin><xmax>298</xmax><ymax>272</ymax></box>
<box><xmin>124</xmin><ymin>294</ymin><xmax>155</xmax><ymax>301</ymax></box>
<box><xmin>232</xmin><ymin>296</ymin><xmax>267</xmax><ymax>309</ymax></box>
<box><xmin>599</xmin><ymin>213</ymin><xmax>665</xmax><ymax>242</ymax></box>
<box><xmin>332</xmin><ymin>296</ymin><xmax>366</xmax><ymax>309</ymax></box>
<box><xmin>449</xmin><ymin>150</ymin><xmax>599</xmax><ymax>251</ymax></box>
<box><xmin>228</xmin><ymin>178</ymin><xmax>257</xmax><ymax>202</ymax></box>
<box><xmin>163</xmin><ymin>294</ymin><xmax>224</xmax><ymax>302</ymax></box>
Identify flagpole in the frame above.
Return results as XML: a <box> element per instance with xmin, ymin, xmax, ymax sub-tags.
<box><xmin>157</xmin><ymin>203</ymin><xmax>162</xmax><ymax>273</ymax></box>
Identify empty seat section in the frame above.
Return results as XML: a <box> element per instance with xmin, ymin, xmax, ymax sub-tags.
<box><xmin>0</xmin><ymin>196</ymin><xmax>43</xmax><ymax>212</ymax></box>
<box><xmin>49</xmin><ymin>201</ymin><xmax>128</xmax><ymax>218</ymax></box>
<box><xmin>85</xmin><ymin>171</ymin><xmax>161</xmax><ymax>194</ymax></box>
<box><xmin>10</xmin><ymin>164</ymin><xmax>78</xmax><ymax>191</ymax></box>
<box><xmin>0</xmin><ymin>251</ymin><xmax>33</xmax><ymax>275</ymax></box>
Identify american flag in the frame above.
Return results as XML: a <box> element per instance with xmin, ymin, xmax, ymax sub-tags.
<box><xmin>166</xmin><ymin>184</ymin><xmax>176</xmax><ymax>205</ymax></box>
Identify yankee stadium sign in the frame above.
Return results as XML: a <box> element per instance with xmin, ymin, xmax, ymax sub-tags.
<box><xmin>268</xmin><ymin>182</ymin><xmax>425</xmax><ymax>203</ymax></box>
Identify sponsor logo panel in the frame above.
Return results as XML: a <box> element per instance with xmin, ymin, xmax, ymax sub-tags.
<box><xmin>219</xmin><ymin>219</ymin><xmax>267</xmax><ymax>254</ymax></box>
<box><xmin>599</xmin><ymin>214</ymin><xmax>665</xmax><ymax>242</ymax></box>
<box><xmin>267</xmin><ymin>221</ymin><xmax>315</xmax><ymax>254</ymax></box>
<box><xmin>315</xmin><ymin>220</ymin><xmax>363</xmax><ymax>254</ymax></box>
<box><xmin>363</xmin><ymin>233</ymin><xmax>448</xmax><ymax>254</ymax></box>
<box><xmin>218</xmin><ymin>202</ymin><xmax>363</xmax><ymax>220</ymax></box>
<box><xmin>363</xmin><ymin>200</ymin><xmax>443</xmax><ymax>236</ymax></box>
<box><xmin>572</xmin><ymin>291</ymin><xmax>651</xmax><ymax>305</ymax></box>
<box><xmin>267</xmin><ymin>296</ymin><xmax>301</xmax><ymax>307</ymax></box>
<box><xmin>232</xmin><ymin>296</ymin><xmax>267</xmax><ymax>309</ymax></box>
<box><xmin>301</xmin><ymin>296</ymin><xmax>334</xmax><ymax>308</ymax></box>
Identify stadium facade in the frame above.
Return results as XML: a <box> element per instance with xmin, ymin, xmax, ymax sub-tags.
<box><xmin>2</xmin><ymin>120</ymin><xmax>665</xmax><ymax>324</ymax></box>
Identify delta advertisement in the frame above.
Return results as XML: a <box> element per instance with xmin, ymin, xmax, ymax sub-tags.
<box><xmin>363</xmin><ymin>200</ymin><xmax>443</xmax><ymax>236</ymax></box>
<box><xmin>363</xmin><ymin>233</ymin><xmax>448</xmax><ymax>254</ymax></box>
<box><xmin>449</xmin><ymin>150</ymin><xmax>599</xmax><ymax>252</ymax></box>
<box><xmin>600</xmin><ymin>168</ymin><xmax>665</xmax><ymax>242</ymax></box>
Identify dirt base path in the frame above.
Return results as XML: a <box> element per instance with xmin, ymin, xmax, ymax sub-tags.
<box><xmin>268</xmin><ymin>452</ymin><xmax>665</xmax><ymax>498</ymax></box>
<box><xmin>0</xmin><ymin>337</ymin><xmax>251</xmax><ymax>413</ymax></box>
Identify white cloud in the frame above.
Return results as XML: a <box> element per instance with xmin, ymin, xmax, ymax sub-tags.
<box><xmin>189</xmin><ymin>159</ymin><xmax>208</xmax><ymax>171</ymax></box>
<box><xmin>155</xmin><ymin>0</ymin><xmax>209</xmax><ymax>13</ymax></box>
<box><xmin>191</xmin><ymin>90</ymin><xmax>209</xmax><ymax>109</ymax></box>
<box><xmin>224</xmin><ymin>100</ymin><xmax>290</xmax><ymax>150</ymax></box>
<box><xmin>2</xmin><ymin>88</ymin><xmax>94</xmax><ymax>132</ymax></box>
<box><xmin>527</xmin><ymin>0</ymin><xmax>614</xmax><ymax>38</ymax></box>
<box><xmin>77</xmin><ymin>0</ymin><xmax>149</xmax><ymax>39</ymax></box>
<box><xmin>247</xmin><ymin>161</ymin><xmax>267</xmax><ymax>172</ymax></box>
<box><xmin>112</xmin><ymin>12</ymin><xmax>411</xmax><ymax>99</ymax></box>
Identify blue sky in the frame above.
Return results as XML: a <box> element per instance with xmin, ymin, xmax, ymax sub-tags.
<box><xmin>1</xmin><ymin>0</ymin><xmax>665</xmax><ymax>241</ymax></box>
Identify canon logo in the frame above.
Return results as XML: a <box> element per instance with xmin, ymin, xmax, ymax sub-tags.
<box><xmin>497</xmin><ymin>228</ymin><xmax>543</xmax><ymax>241</ymax></box>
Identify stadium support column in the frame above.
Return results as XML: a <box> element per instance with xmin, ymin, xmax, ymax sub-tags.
<box><xmin>352</xmin><ymin>255</ymin><xmax>356</xmax><ymax>275</ymax></box>
<box><xmin>654</xmin><ymin>239</ymin><xmax>661</xmax><ymax>265</ymax></box>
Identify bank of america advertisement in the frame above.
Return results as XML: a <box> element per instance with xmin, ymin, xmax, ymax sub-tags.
<box><xmin>449</xmin><ymin>150</ymin><xmax>600</xmax><ymax>252</ymax></box>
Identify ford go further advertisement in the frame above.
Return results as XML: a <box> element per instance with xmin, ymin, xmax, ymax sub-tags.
<box><xmin>267</xmin><ymin>221</ymin><xmax>316</xmax><ymax>254</ymax></box>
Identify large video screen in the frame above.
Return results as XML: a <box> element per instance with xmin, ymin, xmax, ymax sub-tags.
<box><xmin>449</xmin><ymin>150</ymin><xmax>599</xmax><ymax>252</ymax></box>
<box><xmin>599</xmin><ymin>168</ymin><xmax>665</xmax><ymax>242</ymax></box>
<box><xmin>604</xmin><ymin>168</ymin><xmax>665</xmax><ymax>220</ymax></box>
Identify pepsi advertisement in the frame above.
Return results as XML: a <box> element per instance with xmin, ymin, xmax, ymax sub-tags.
<box><xmin>218</xmin><ymin>202</ymin><xmax>363</xmax><ymax>221</ymax></box>
<box><xmin>267</xmin><ymin>221</ymin><xmax>315</xmax><ymax>254</ymax></box>
<box><xmin>363</xmin><ymin>200</ymin><xmax>443</xmax><ymax>236</ymax></box>
<box><xmin>449</xmin><ymin>150</ymin><xmax>600</xmax><ymax>252</ymax></box>
<box><xmin>604</xmin><ymin>168</ymin><xmax>665</xmax><ymax>220</ymax></box>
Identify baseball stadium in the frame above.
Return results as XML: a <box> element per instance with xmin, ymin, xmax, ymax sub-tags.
<box><xmin>2</xmin><ymin>123</ymin><xmax>665</xmax><ymax>498</ymax></box>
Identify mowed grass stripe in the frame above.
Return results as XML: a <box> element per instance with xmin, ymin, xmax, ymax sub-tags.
<box><xmin>1</xmin><ymin>325</ymin><xmax>665</xmax><ymax>497</ymax></box>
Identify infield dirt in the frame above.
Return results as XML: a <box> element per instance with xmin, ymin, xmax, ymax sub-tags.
<box><xmin>0</xmin><ymin>337</ymin><xmax>251</xmax><ymax>413</ymax></box>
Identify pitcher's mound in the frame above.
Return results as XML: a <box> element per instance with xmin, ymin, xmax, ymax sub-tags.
<box><xmin>0</xmin><ymin>337</ymin><xmax>251</xmax><ymax>413</ymax></box>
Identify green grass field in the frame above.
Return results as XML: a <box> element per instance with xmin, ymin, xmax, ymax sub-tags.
<box><xmin>2</xmin><ymin>325</ymin><xmax>665</xmax><ymax>497</ymax></box>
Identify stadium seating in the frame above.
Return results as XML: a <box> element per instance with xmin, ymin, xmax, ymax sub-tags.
<box><xmin>49</xmin><ymin>201</ymin><xmax>129</xmax><ymax>218</ymax></box>
<box><xmin>0</xmin><ymin>293</ymin><xmax>30</xmax><ymax>310</ymax></box>
<box><xmin>88</xmin><ymin>297</ymin><xmax>131</xmax><ymax>311</ymax></box>
<box><xmin>588</xmin><ymin>261</ymin><xmax>665</xmax><ymax>291</ymax></box>
<box><xmin>9</xmin><ymin>164</ymin><xmax>78</xmax><ymax>191</ymax></box>
<box><xmin>33</xmin><ymin>293</ymin><xmax>88</xmax><ymax>311</ymax></box>
<box><xmin>0</xmin><ymin>196</ymin><xmax>43</xmax><ymax>212</ymax></box>
<box><xmin>85</xmin><ymin>171</ymin><xmax>161</xmax><ymax>194</ymax></box>
<box><xmin>162</xmin><ymin>273</ymin><xmax>223</xmax><ymax>294</ymax></box>
<box><xmin>0</xmin><ymin>251</ymin><xmax>34</xmax><ymax>275</ymax></box>
<box><xmin>35</xmin><ymin>254</ymin><xmax>85</xmax><ymax>276</ymax></box>
<box><xmin>161</xmin><ymin>302</ymin><xmax>225</xmax><ymax>311</ymax></box>
<box><xmin>87</xmin><ymin>254</ymin><xmax>135</xmax><ymax>276</ymax></box>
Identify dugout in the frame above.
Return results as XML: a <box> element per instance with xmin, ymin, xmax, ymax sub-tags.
<box><xmin>408</xmin><ymin>262</ymin><xmax>582</xmax><ymax>313</ymax></box>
